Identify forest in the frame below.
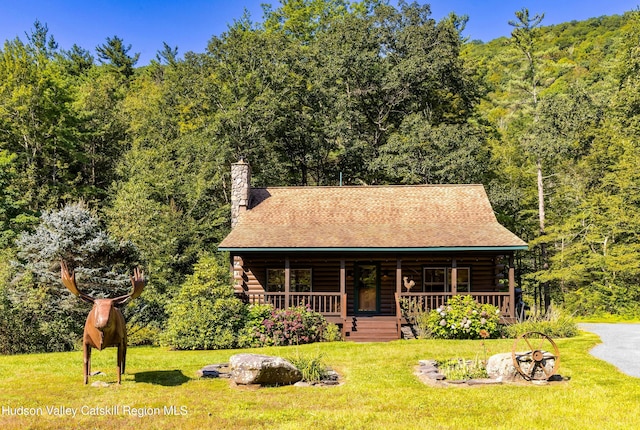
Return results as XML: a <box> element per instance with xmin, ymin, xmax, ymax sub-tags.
<box><xmin>1</xmin><ymin>0</ymin><xmax>639</xmax><ymax>353</ymax></box>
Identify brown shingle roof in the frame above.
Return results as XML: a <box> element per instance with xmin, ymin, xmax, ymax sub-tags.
<box><xmin>219</xmin><ymin>185</ymin><xmax>527</xmax><ymax>250</ymax></box>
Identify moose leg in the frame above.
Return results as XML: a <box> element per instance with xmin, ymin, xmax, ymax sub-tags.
<box><xmin>83</xmin><ymin>341</ymin><xmax>91</xmax><ymax>385</ymax></box>
<box><xmin>122</xmin><ymin>339</ymin><xmax>127</xmax><ymax>375</ymax></box>
<box><xmin>117</xmin><ymin>342</ymin><xmax>124</xmax><ymax>384</ymax></box>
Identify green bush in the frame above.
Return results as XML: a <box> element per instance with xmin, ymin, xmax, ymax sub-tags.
<box><xmin>237</xmin><ymin>304</ymin><xmax>275</xmax><ymax>348</ymax></box>
<box><xmin>163</xmin><ymin>254</ymin><xmax>247</xmax><ymax>350</ymax></box>
<box><xmin>127</xmin><ymin>324</ymin><xmax>162</xmax><ymax>346</ymax></box>
<box><xmin>420</xmin><ymin>295</ymin><xmax>501</xmax><ymax>339</ymax></box>
<box><xmin>322</xmin><ymin>322</ymin><xmax>343</xmax><ymax>342</ymax></box>
<box><xmin>504</xmin><ymin>307</ymin><xmax>578</xmax><ymax>338</ymax></box>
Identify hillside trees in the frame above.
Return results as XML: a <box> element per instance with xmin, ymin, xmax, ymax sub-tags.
<box><xmin>0</xmin><ymin>30</ymin><xmax>82</xmax><ymax>209</ymax></box>
<box><xmin>314</xmin><ymin>2</ymin><xmax>483</xmax><ymax>184</ymax></box>
<box><xmin>539</xmin><ymin>10</ymin><xmax>640</xmax><ymax>316</ymax></box>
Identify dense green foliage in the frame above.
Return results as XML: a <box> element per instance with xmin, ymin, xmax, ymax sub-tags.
<box><xmin>163</xmin><ymin>261</ymin><xmax>329</xmax><ymax>350</ymax></box>
<box><xmin>1</xmin><ymin>1</ymin><xmax>639</xmax><ymax>354</ymax></box>
<box><xmin>163</xmin><ymin>254</ymin><xmax>246</xmax><ymax>350</ymax></box>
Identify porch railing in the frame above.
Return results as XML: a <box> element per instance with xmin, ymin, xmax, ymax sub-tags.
<box><xmin>397</xmin><ymin>292</ymin><xmax>512</xmax><ymax>318</ymax></box>
<box><xmin>243</xmin><ymin>291</ymin><xmax>343</xmax><ymax>317</ymax></box>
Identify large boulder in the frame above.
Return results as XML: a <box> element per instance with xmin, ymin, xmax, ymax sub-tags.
<box><xmin>486</xmin><ymin>353</ymin><xmax>520</xmax><ymax>380</ymax></box>
<box><xmin>487</xmin><ymin>352</ymin><xmax>556</xmax><ymax>381</ymax></box>
<box><xmin>230</xmin><ymin>354</ymin><xmax>302</xmax><ymax>386</ymax></box>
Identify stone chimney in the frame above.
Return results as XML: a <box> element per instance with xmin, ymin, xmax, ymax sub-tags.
<box><xmin>231</xmin><ymin>158</ymin><xmax>251</xmax><ymax>228</ymax></box>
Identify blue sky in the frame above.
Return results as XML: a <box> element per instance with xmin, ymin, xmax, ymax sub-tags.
<box><xmin>1</xmin><ymin>1</ymin><xmax>638</xmax><ymax>65</ymax></box>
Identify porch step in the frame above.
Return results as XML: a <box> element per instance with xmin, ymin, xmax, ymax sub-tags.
<box><xmin>345</xmin><ymin>316</ymin><xmax>399</xmax><ymax>342</ymax></box>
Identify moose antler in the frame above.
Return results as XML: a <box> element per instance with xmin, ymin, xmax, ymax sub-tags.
<box><xmin>61</xmin><ymin>260</ymin><xmax>145</xmax><ymax>305</ymax></box>
<box><xmin>113</xmin><ymin>267</ymin><xmax>145</xmax><ymax>305</ymax></box>
<box><xmin>60</xmin><ymin>260</ymin><xmax>94</xmax><ymax>304</ymax></box>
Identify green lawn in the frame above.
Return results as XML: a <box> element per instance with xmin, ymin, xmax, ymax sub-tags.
<box><xmin>1</xmin><ymin>332</ymin><xmax>638</xmax><ymax>429</ymax></box>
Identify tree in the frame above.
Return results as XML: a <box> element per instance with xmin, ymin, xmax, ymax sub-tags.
<box><xmin>15</xmin><ymin>202</ymin><xmax>140</xmax><ymax>294</ymax></box>
<box><xmin>0</xmin><ymin>27</ymin><xmax>85</xmax><ymax>209</ymax></box>
<box><xmin>313</xmin><ymin>2</ymin><xmax>478</xmax><ymax>184</ymax></box>
<box><xmin>508</xmin><ymin>8</ymin><xmax>552</xmax><ymax>312</ymax></box>
<box><xmin>96</xmin><ymin>35</ymin><xmax>140</xmax><ymax>78</ymax></box>
<box><xmin>25</xmin><ymin>20</ymin><xmax>58</xmax><ymax>59</ymax></box>
<box><xmin>155</xmin><ymin>42</ymin><xmax>179</xmax><ymax>66</ymax></box>
<box><xmin>58</xmin><ymin>44</ymin><xmax>94</xmax><ymax>76</ymax></box>
<box><xmin>6</xmin><ymin>203</ymin><xmax>141</xmax><ymax>352</ymax></box>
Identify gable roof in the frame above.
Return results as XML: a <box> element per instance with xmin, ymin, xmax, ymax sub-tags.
<box><xmin>218</xmin><ymin>185</ymin><xmax>527</xmax><ymax>251</ymax></box>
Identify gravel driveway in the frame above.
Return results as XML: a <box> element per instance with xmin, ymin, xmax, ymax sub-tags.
<box><xmin>578</xmin><ymin>323</ymin><xmax>640</xmax><ymax>378</ymax></box>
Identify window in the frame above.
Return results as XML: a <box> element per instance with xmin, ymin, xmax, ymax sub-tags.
<box><xmin>452</xmin><ymin>267</ymin><xmax>470</xmax><ymax>292</ymax></box>
<box><xmin>267</xmin><ymin>269</ymin><xmax>285</xmax><ymax>292</ymax></box>
<box><xmin>423</xmin><ymin>267</ymin><xmax>447</xmax><ymax>292</ymax></box>
<box><xmin>423</xmin><ymin>267</ymin><xmax>470</xmax><ymax>292</ymax></box>
<box><xmin>266</xmin><ymin>268</ymin><xmax>312</xmax><ymax>292</ymax></box>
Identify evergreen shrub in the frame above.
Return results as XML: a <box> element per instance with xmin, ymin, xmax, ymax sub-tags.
<box><xmin>163</xmin><ymin>254</ymin><xmax>246</xmax><ymax>350</ymax></box>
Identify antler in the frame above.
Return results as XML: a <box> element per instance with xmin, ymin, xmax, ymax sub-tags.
<box><xmin>113</xmin><ymin>267</ymin><xmax>145</xmax><ymax>305</ymax></box>
<box><xmin>60</xmin><ymin>260</ymin><xmax>94</xmax><ymax>304</ymax></box>
<box><xmin>129</xmin><ymin>267</ymin><xmax>145</xmax><ymax>300</ymax></box>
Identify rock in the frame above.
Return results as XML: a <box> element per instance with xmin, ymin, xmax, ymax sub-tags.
<box><xmin>325</xmin><ymin>370</ymin><xmax>339</xmax><ymax>381</ymax></box>
<box><xmin>197</xmin><ymin>364</ymin><xmax>232</xmax><ymax>378</ymax></box>
<box><xmin>229</xmin><ymin>354</ymin><xmax>302</xmax><ymax>386</ymax></box>
<box><xmin>486</xmin><ymin>352</ymin><xmax>520</xmax><ymax>380</ymax></box>
<box><xmin>419</xmin><ymin>364</ymin><xmax>439</xmax><ymax>374</ymax></box>
<box><xmin>487</xmin><ymin>352</ymin><xmax>556</xmax><ymax>381</ymax></box>
<box><xmin>199</xmin><ymin>369</ymin><xmax>220</xmax><ymax>378</ymax></box>
<box><xmin>401</xmin><ymin>326</ymin><xmax>416</xmax><ymax>340</ymax></box>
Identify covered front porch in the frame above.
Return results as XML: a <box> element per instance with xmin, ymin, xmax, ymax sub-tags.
<box><xmin>231</xmin><ymin>251</ymin><xmax>518</xmax><ymax>340</ymax></box>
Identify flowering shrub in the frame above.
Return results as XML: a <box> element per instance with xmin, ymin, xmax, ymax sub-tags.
<box><xmin>240</xmin><ymin>304</ymin><xmax>328</xmax><ymax>347</ymax></box>
<box><xmin>419</xmin><ymin>295</ymin><xmax>501</xmax><ymax>339</ymax></box>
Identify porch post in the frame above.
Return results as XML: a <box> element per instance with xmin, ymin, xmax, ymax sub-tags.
<box><xmin>451</xmin><ymin>258</ymin><xmax>458</xmax><ymax>295</ymax></box>
<box><xmin>508</xmin><ymin>254</ymin><xmax>515</xmax><ymax>318</ymax></box>
<box><xmin>340</xmin><ymin>260</ymin><xmax>346</xmax><ymax>296</ymax></box>
<box><xmin>396</xmin><ymin>258</ymin><xmax>402</xmax><ymax>297</ymax></box>
<box><xmin>285</xmin><ymin>257</ymin><xmax>290</xmax><ymax>309</ymax></box>
<box><xmin>396</xmin><ymin>258</ymin><xmax>402</xmax><ymax>338</ymax></box>
<box><xmin>340</xmin><ymin>259</ymin><xmax>346</xmax><ymax>338</ymax></box>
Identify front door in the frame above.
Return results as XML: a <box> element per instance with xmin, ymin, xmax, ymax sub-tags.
<box><xmin>355</xmin><ymin>263</ymin><xmax>380</xmax><ymax>314</ymax></box>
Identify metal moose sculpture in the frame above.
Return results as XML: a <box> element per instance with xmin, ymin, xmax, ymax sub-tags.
<box><xmin>60</xmin><ymin>260</ymin><xmax>145</xmax><ymax>384</ymax></box>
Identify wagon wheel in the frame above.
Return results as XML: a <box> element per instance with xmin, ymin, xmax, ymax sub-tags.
<box><xmin>512</xmin><ymin>332</ymin><xmax>560</xmax><ymax>381</ymax></box>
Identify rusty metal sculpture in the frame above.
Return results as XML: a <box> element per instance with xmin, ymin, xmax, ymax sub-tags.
<box><xmin>60</xmin><ymin>260</ymin><xmax>145</xmax><ymax>384</ymax></box>
<box><xmin>512</xmin><ymin>331</ymin><xmax>560</xmax><ymax>381</ymax></box>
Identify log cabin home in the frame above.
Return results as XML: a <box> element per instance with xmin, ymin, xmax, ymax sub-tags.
<box><xmin>218</xmin><ymin>160</ymin><xmax>527</xmax><ymax>341</ymax></box>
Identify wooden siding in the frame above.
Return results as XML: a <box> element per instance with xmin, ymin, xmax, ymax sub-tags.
<box><xmin>232</xmin><ymin>252</ymin><xmax>513</xmax><ymax>317</ymax></box>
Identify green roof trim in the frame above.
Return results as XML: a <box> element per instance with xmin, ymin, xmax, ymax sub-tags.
<box><xmin>218</xmin><ymin>246</ymin><xmax>529</xmax><ymax>253</ymax></box>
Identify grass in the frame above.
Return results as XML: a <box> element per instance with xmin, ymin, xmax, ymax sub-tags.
<box><xmin>1</xmin><ymin>331</ymin><xmax>639</xmax><ymax>429</ymax></box>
